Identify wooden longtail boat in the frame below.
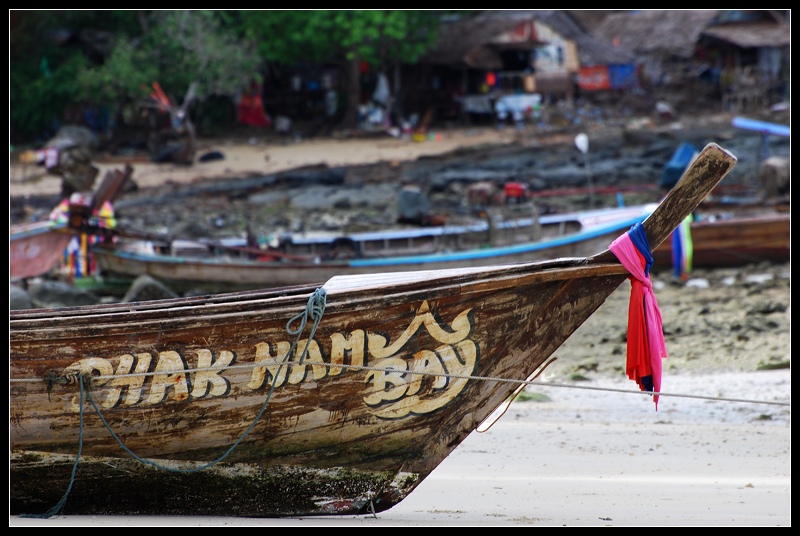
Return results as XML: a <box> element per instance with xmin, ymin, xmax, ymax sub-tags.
<box><xmin>10</xmin><ymin>165</ymin><xmax>132</xmax><ymax>282</ymax></box>
<box><xmin>653</xmin><ymin>209</ymin><xmax>790</xmax><ymax>269</ymax></box>
<box><xmin>10</xmin><ymin>220</ymin><xmax>74</xmax><ymax>280</ymax></box>
<box><xmin>9</xmin><ymin>143</ymin><xmax>737</xmax><ymax>518</ymax></box>
<box><xmin>90</xmin><ymin>203</ymin><xmax>657</xmax><ymax>293</ymax></box>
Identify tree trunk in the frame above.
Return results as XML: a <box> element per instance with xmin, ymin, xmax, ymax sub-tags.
<box><xmin>342</xmin><ymin>48</ymin><xmax>361</xmax><ymax>130</ymax></box>
<box><xmin>391</xmin><ymin>63</ymin><xmax>403</xmax><ymax>122</ymax></box>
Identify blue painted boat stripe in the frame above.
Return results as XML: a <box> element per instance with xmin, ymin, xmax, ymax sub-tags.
<box><xmin>349</xmin><ymin>215</ymin><xmax>646</xmax><ymax>268</ymax></box>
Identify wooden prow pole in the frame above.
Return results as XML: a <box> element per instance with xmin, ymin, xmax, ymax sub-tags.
<box><xmin>591</xmin><ymin>142</ymin><xmax>738</xmax><ymax>264</ymax></box>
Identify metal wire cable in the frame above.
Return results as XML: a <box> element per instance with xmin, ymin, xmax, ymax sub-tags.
<box><xmin>11</xmin><ymin>357</ymin><xmax>789</xmax><ymax>407</ymax></box>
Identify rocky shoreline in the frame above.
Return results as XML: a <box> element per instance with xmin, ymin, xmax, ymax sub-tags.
<box><xmin>11</xmin><ymin>112</ymin><xmax>789</xmax><ymax>237</ymax></box>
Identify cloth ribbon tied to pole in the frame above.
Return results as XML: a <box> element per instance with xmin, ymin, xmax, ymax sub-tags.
<box><xmin>671</xmin><ymin>214</ymin><xmax>694</xmax><ymax>281</ymax></box>
<box><xmin>609</xmin><ymin>222</ymin><xmax>668</xmax><ymax>410</ymax></box>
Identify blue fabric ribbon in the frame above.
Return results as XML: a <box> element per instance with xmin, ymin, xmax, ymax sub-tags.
<box><xmin>626</xmin><ymin>222</ymin><xmax>653</xmax><ymax>276</ymax></box>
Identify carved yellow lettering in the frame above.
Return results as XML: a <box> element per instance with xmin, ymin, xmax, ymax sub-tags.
<box><xmin>368</xmin><ymin>301</ymin><xmax>472</xmax><ymax>358</ymax></box>
<box><xmin>364</xmin><ymin>306</ymin><xmax>478</xmax><ymax>419</ymax></box>
<box><xmin>364</xmin><ymin>357</ymin><xmax>409</xmax><ymax>406</ymax></box>
<box><xmin>58</xmin><ymin>302</ymin><xmax>478</xmax><ymax>420</ymax></box>
<box><xmin>101</xmin><ymin>353</ymin><xmax>153</xmax><ymax>408</ymax></box>
<box><xmin>288</xmin><ymin>339</ymin><xmax>327</xmax><ymax>384</ymax></box>
<box><xmin>439</xmin><ymin>339</ymin><xmax>476</xmax><ymax>381</ymax></box>
<box><xmin>147</xmin><ymin>350</ymin><xmax>189</xmax><ymax>404</ymax></box>
<box><xmin>249</xmin><ymin>341</ymin><xmax>291</xmax><ymax>390</ymax></box>
<box><xmin>64</xmin><ymin>357</ymin><xmax>114</xmax><ymax>385</ymax></box>
<box><xmin>405</xmin><ymin>350</ymin><xmax>439</xmax><ymax>396</ymax></box>
<box><xmin>64</xmin><ymin>357</ymin><xmax>114</xmax><ymax>412</ymax></box>
<box><xmin>191</xmin><ymin>349</ymin><xmax>233</xmax><ymax>398</ymax></box>
<box><xmin>329</xmin><ymin>329</ymin><xmax>366</xmax><ymax>375</ymax></box>
<box><xmin>425</xmin><ymin>308</ymin><xmax>472</xmax><ymax>345</ymax></box>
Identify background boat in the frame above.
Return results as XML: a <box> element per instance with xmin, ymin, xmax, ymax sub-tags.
<box><xmin>10</xmin><ymin>220</ymin><xmax>74</xmax><ymax>280</ymax></box>
<box><xmin>10</xmin><ymin>164</ymin><xmax>132</xmax><ymax>283</ymax></box>
<box><xmin>653</xmin><ymin>208</ymin><xmax>789</xmax><ymax>270</ymax></box>
<box><xmin>90</xmin><ymin>203</ymin><xmax>656</xmax><ymax>293</ymax></box>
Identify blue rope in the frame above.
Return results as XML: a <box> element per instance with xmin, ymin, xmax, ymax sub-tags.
<box><xmin>19</xmin><ymin>376</ymin><xmax>87</xmax><ymax>519</ymax></box>
<box><xmin>286</xmin><ymin>287</ymin><xmax>327</xmax><ymax>364</ymax></box>
<box><xmin>20</xmin><ymin>287</ymin><xmax>327</xmax><ymax>517</ymax></box>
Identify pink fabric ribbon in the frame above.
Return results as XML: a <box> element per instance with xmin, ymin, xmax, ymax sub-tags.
<box><xmin>609</xmin><ymin>224</ymin><xmax>668</xmax><ymax>410</ymax></box>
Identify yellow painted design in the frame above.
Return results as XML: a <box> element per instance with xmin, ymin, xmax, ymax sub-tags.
<box><xmin>61</xmin><ymin>302</ymin><xmax>477</xmax><ymax>420</ymax></box>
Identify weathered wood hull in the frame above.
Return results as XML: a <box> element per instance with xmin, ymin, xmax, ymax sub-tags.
<box><xmin>90</xmin><ymin>205</ymin><xmax>655</xmax><ymax>292</ymax></box>
<box><xmin>10</xmin><ymin>221</ymin><xmax>74</xmax><ymax>280</ymax></box>
<box><xmin>9</xmin><ymin>143</ymin><xmax>738</xmax><ymax>517</ymax></box>
<box><xmin>653</xmin><ymin>212</ymin><xmax>790</xmax><ymax>268</ymax></box>
<box><xmin>10</xmin><ymin>262</ymin><xmax>630</xmax><ymax>516</ymax></box>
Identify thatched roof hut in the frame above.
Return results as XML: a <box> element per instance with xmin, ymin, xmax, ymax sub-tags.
<box><xmin>701</xmin><ymin>21</ymin><xmax>790</xmax><ymax>48</ymax></box>
<box><xmin>423</xmin><ymin>10</ymin><xmax>633</xmax><ymax>69</ymax></box>
<box><xmin>593</xmin><ymin>10</ymin><xmax>721</xmax><ymax>59</ymax></box>
<box><xmin>593</xmin><ymin>10</ymin><xmax>789</xmax><ymax>59</ymax></box>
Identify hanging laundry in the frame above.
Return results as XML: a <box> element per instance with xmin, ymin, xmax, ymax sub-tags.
<box><xmin>609</xmin><ymin>222</ymin><xmax>668</xmax><ymax>410</ymax></box>
<box><xmin>238</xmin><ymin>81</ymin><xmax>272</xmax><ymax>128</ymax></box>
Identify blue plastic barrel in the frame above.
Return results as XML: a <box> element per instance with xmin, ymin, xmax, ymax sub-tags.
<box><xmin>660</xmin><ymin>142</ymin><xmax>698</xmax><ymax>190</ymax></box>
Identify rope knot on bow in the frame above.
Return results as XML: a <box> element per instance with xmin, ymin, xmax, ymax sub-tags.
<box><xmin>286</xmin><ymin>288</ymin><xmax>327</xmax><ymax>364</ymax></box>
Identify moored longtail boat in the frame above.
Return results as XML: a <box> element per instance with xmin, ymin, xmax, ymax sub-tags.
<box><xmin>653</xmin><ymin>210</ymin><xmax>790</xmax><ymax>272</ymax></box>
<box><xmin>90</xmin><ymin>202</ymin><xmax>658</xmax><ymax>293</ymax></box>
<box><xmin>10</xmin><ymin>165</ymin><xmax>132</xmax><ymax>282</ymax></box>
<box><xmin>10</xmin><ymin>220</ymin><xmax>74</xmax><ymax>280</ymax></box>
<box><xmin>10</xmin><ymin>143</ymin><xmax>737</xmax><ymax>517</ymax></box>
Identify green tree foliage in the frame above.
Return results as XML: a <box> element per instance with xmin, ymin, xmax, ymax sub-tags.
<box><xmin>10</xmin><ymin>10</ymin><xmax>452</xmax><ymax>144</ymax></box>
<box><xmin>10</xmin><ymin>10</ymin><xmax>261</xmax><ymax>145</ymax></box>
<box><xmin>11</xmin><ymin>11</ymin><xmax>145</xmax><ymax>143</ymax></box>
<box><xmin>241</xmin><ymin>10</ymin><xmax>445</xmax><ymax>128</ymax></box>
<box><xmin>243</xmin><ymin>10</ymin><xmax>441</xmax><ymax>66</ymax></box>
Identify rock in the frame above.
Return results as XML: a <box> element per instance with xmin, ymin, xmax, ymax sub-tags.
<box><xmin>199</xmin><ymin>151</ymin><xmax>225</xmax><ymax>162</ymax></box>
<box><xmin>171</xmin><ymin>219</ymin><xmax>213</xmax><ymax>239</ymax></box>
<box><xmin>150</xmin><ymin>144</ymin><xmax>184</xmax><ymax>163</ymax></box>
<box><xmin>655</xmin><ymin>101</ymin><xmax>677</xmax><ymax>122</ymax></box>
<box><xmin>46</xmin><ymin>124</ymin><xmax>99</xmax><ymax>153</ymax></box>
<box><xmin>44</xmin><ymin>125</ymin><xmax>101</xmax><ymax>196</ymax></box>
<box><xmin>397</xmin><ymin>184</ymin><xmax>431</xmax><ymax>223</ymax></box>
<box><xmin>278</xmin><ymin>166</ymin><xmax>346</xmax><ymax>187</ymax></box>
<box><xmin>757</xmin><ymin>156</ymin><xmax>790</xmax><ymax>197</ymax></box>
<box><xmin>685</xmin><ymin>278</ymin><xmax>710</xmax><ymax>289</ymax></box>
<box><xmin>121</xmin><ymin>275</ymin><xmax>180</xmax><ymax>303</ymax></box>
<box><xmin>9</xmin><ymin>284</ymin><xmax>33</xmax><ymax>310</ymax></box>
<box><xmin>27</xmin><ymin>280</ymin><xmax>102</xmax><ymax>309</ymax></box>
<box><xmin>275</xmin><ymin>115</ymin><xmax>292</xmax><ymax>134</ymax></box>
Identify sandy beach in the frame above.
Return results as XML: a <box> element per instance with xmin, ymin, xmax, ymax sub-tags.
<box><xmin>9</xmin><ymin>126</ymin><xmax>519</xmax><ymax>198</ymax></box>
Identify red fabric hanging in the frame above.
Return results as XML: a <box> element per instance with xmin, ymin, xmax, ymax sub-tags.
<box><xmin>623</xmin><ymin>249</ymin><xmax>654</xmax><ymax>391</ymax></box>
<box><xmin>609</xmin><ymin>223</ymin><xmax>668</xmax><ymax>410</ymax></box>
<box><xmin>238</xmin><ymin>83</ymin><xmax>271</xmax><ymax>128</ymax></box>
